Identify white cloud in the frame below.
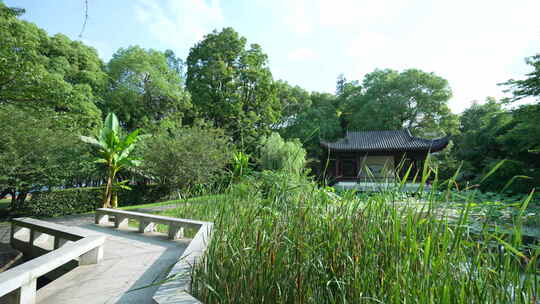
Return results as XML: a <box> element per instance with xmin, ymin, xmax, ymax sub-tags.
<box><xmin>318</xmin><ymin>0</ymin><xmax>406</xmax><ymax>28</ymax></box>
<box><xmin>288</xmin><ymin>48</ymin><xmax>318</xmax><ymax>61</ymax></box>
<box><xmin>338</xmin><ymin>0</ymin><xmax>540</xmax><ymax>112</ymax></box>
<box><xmin>282</xmin><ymin>0</ymin><xmax>314</xmax><ymax>35</ymax></box>
<box><xmin>135</xmin><ymin>0</ymin><xmax>224</xmax><ymax>55</ymax></box>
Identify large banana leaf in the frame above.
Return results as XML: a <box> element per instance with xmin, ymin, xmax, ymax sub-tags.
<box><xmin>103</xmin><ymin>113</ymin><xmax>120</xmax><ymax>136</ymax></box>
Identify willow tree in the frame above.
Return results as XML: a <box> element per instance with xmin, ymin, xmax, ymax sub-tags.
<box><xmin>81</xmin><ymin>113</ymin><xmax>140</xmax><ymax>208</ymax></box>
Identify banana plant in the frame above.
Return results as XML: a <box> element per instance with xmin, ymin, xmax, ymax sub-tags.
<box><xmin>81</xmin><ymin>113</ymin><xmax>141</xmax><ymax>208</ymax></box>
<box><xmin>230</xmin><ymin>151</ymin><xmax>252</xmax><ymax>184</ymax></box>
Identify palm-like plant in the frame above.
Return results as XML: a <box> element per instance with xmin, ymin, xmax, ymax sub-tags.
<box><xmin>81</xmin><ymin>113</ymin><xmax>140</xmax><ymax>208</ymax></box>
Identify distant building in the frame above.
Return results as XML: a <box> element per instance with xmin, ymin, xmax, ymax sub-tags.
<box><xmin>320</xmin><ymin>130</ymin><xmax>449</xmax><ymax>183</ymax></box>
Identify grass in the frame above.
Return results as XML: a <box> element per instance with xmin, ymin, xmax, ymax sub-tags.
<box><xmin>119</xmin><ymin>200</ymin><xmax>180</xmax><ymax>211</ymax></box>
<box><xmin>158</xmin><ymin>172</ymin><xmax>539</xmax><ymax>303</ymax></box>
<box><xmin>0</xmin><ymin>199</ymin><xmax>10</xmax><ymax>210</ymax></box>
<box><xmin>119</xmin><ymin>194</ymin><xmax>226</xmax><ymax>211</ymax></box>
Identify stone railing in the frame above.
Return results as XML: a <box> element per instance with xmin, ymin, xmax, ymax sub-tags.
<box><xmin>0</xmin><ymin>218</ymin><xmax>106</xmax><ymax>304</ymax></box>
<box><xmin>94</xmin><ymin>208</ymin><xmax>213</xmax><ymax>304</ymax></box>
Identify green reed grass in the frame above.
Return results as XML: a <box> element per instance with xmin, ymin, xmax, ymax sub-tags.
<box><xmin>160</xmin><ymin>172</ymin><xmax>539</xmax><ymax>303</ymax></box>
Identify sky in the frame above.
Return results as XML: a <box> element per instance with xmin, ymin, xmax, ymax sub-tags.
<box><xmin>6</xmin><ymin>0</ymin><xmax>540</xmax><ymax>113</ymax></box>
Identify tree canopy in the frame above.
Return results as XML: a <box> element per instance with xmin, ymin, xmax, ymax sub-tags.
<box><xmin>186</xmin><ymin>27</ymin><xmax>281</xmax><ymax>151</ymax></box>
<box><xmin>339</xmin><ymin>69</ymin><xmax>457</xmax><ymax>136</ymax></box>
<box><xmin>104</xmin><ymin>46</ymin><xmax>191</xmax><ymax>132</ymax></box>
<box><xmin>0</xmin><ymin>106</ymin><xmax>83</xmax><ymax>208</ymax></box>
<box><xmin>0</xmin><ymin>2</ymin><xmax>105</xmax><ymax>129</ymax></box>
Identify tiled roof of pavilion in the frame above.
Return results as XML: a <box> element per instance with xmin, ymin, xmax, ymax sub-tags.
<box><xmin>320</xmin><ymin>130</ymin><xmax>450</xmax><ymax>152</ymax></box>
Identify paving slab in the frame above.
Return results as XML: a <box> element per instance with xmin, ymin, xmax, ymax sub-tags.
<box><xmin>0</xmin><ymin>213</ymin><xmax>190</xmax><ymax>304</ymax></box>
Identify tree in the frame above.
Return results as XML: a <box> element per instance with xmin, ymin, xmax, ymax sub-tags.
<box><xmin>503</xmin><ymin>54</ymin><xmax>540</xmax><ymax>101</ymax></box>
<box><xmin>453</xmin><ymin>98</ymin><xmax>510</xmax><ymax>181</ymax></box>
<box><xmin>0</xmin><ymin>106</ymin><xmax>81</xmax><ymax>209</ymax></box>
<box><xmin>139</xmin><ymin>126</ymin><xmax>232</xmax><ymax>192</ymax></box>
<box><xmin>280</xmin><ymin>92</ymin><xmax>342</xmax><ymax>163</ymax></box>
<box><xmin>104</xmin><ymin>46</ymin><xmax>191</xmax><ymax>132</ymax></box>
<box><xmin>341</xmin><ymin>69</ymin><xmax>457</xmax><ymax>136</ymax></box>
<box><xmin>186</xmin><ymin>27</ymin><xmax>281</xmax><ymax>152</ymax></box>
<box><xmin>81</xmin><ymin>113</ymin><xmax>141</xmax><ymax>208</ymax></box>
<box><xmin>274</xmin><ymin>80</ymin><xmax>312</xmax><ymax>127</ymax></box>
<box><xmin>450</xmin><ymin>98</ymin><xmax>539</xmax><ymax>193</ymax></box>
<box><xmin>0</xmin><ymin>3</ymin><xmax>105</xmax><ymax>129</ymax></box>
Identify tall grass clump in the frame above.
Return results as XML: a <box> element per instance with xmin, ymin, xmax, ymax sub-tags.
<box><xmin>161</xmin><ymin>171</ymin><xmax>539</xmax><ymax>303</ymax></box>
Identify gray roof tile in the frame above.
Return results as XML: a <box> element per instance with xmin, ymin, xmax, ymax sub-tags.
<box><xmin>321</xmin><ymin>130</ymin><xmax>449</xmax><ymax>152</ymax></box>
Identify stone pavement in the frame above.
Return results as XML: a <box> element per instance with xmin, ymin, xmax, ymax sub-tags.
<box><xmin>0</xmin><ymin>210</ymin><xmax>190</xmax><ymax>304</ymax></box>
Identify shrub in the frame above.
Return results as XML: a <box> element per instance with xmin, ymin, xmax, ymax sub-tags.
<box><xmin>139</xmin><ymin>126</ymin><xmax>232</xmax><ymax>192</ymax></box>
<box><xmin>118</xmin><ymin>184</ymin><xmax>171</xmax><ymax>206</ymax></box>
<box><xmin>28</xmin><ymin>187</ymin><xmax>102</xmax><ymax>217</ymax></box>
<box><xmin>28</xmin><ymin>184</ymin><xmax>170</xmax><ymax>217</ymax></box>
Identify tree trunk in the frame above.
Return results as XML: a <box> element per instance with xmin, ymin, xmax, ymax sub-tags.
<box><xmin>16</xmin><ymin>191</ymin><xmax>28</xmax><ymax>207</ymax></box>
<box><xmin>10</xmin><ymin>190</ymin><xmax>28</xmax><ymax>211</ymax></box>
<box><xmin>111</xmin><ymin>192</ymin><xmax>118</xmax><ymax>209</ymax></box>
<box><xmin>8</xmin><ymin>190</ymin><xmax>16</xmax><ymax>210</ymax></box>
<box><xmin>102</xmin><ymin>175</ymin><xmax>113</xmax><ymax>208</ymax></box>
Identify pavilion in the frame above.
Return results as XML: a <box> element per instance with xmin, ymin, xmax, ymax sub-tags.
<box><xmin>320</xmin><ymin>130</ymin><xmax>450</xmax><ymax>184</ymax></box>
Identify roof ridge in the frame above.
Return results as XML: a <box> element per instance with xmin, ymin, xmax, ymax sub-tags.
<box><xmin>321</xmin><ymin>129</ymin><xmax>449</xmax><ymax>152</ymax></box>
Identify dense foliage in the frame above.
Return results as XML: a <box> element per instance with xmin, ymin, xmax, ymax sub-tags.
<box><xmin>28</xmin><ymin>187</ymin><xmax>102</xmax><ymax>217</ymax></box>
<box><xmin>339</xmin><ymin>69</ymin><xmax>458</xmax><ymax>136</ymax></box>
<box><xmin>103</xmin><ymin>46</ymin><xmax>191</xmax><ymax>132</ymax></box>
<box><xmin>0</xmin><ymin>3</ymin><xmax>105</xmax><ymax>129</ymax></box>
<box><xmin>258</xmin><ymin>133</ymin><xmax>306</xmax><ymax>175</ymax></box>
<box><xmin>0</xmin><ymin>106</ymin><xmax>90</xmax><ymax>209</ymax></box>
<box><xmin>139</xmin><ymin>126</ymin><xmax>232</xmax><ymax>192</ymax></box>
<box><xmin>186</xmin><ymin>28</ymin><xmax>281</xmax><ymax>152</ymax></box>
<box><xmin>449</xmin><ymin>52</ymin><xmax>540</xmax><ymax>193</ymax></box>
<box><xmin>28</xmin><ymin>184</ymin><xmax>169</xmax><ymax>217</ymax></box>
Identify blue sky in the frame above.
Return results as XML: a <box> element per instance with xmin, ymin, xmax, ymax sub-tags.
<box><xmin>6</xmin><ymin>0</ymin><xmax>540</xmax><ymax>113</ymax></box>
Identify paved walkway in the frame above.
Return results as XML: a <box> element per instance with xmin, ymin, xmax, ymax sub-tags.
<box><xmin>1</xmin><ymin>209</ymin><xmax>190</xmax><ymax>304</ymax></box>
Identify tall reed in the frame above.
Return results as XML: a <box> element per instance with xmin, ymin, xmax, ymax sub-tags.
<box><xmin>161</xmin><ymin>172</ymin><xmax>539</xmax><ymax>303</ymax></box>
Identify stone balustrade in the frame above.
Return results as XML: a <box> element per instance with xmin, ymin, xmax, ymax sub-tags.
<box><xmin>95</xmin><ymin>208</ymin><xmax>207</xmax><ymax>240</ymax></box>
<box><xmin>94</xmin><ymin>208</ymin><xmax>213</xmax><ymax>304</ymax></box>
<box><xmin>0</xmin><ymin>218</ymin><xmax>106</xmax><ymax>304</ymax></box>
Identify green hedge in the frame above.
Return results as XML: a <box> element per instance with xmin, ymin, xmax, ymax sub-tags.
<box><xmin>28</xmin><ymin>184</ymin><xmax>170</xmax><ymax>217</ymax></box>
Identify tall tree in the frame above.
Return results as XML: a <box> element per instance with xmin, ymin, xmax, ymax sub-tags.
<box><xmin>104</xmin><ymin>46</ymin><xmax>191</xmax><ymax>132</ymax></box>
<box><xmin>186</xmin><ymin>27</ymin><xmax>280</xmax><ymax>151</ymax></box>
<box><xmin>0</xmin><ymin>3</ymin><xmax>105</xmax><ymax>129</ymax></box>
<box><xmin>342</xmin><ymin>69</ymin><xmax>457</xmax><ymax>136</ymax></box>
